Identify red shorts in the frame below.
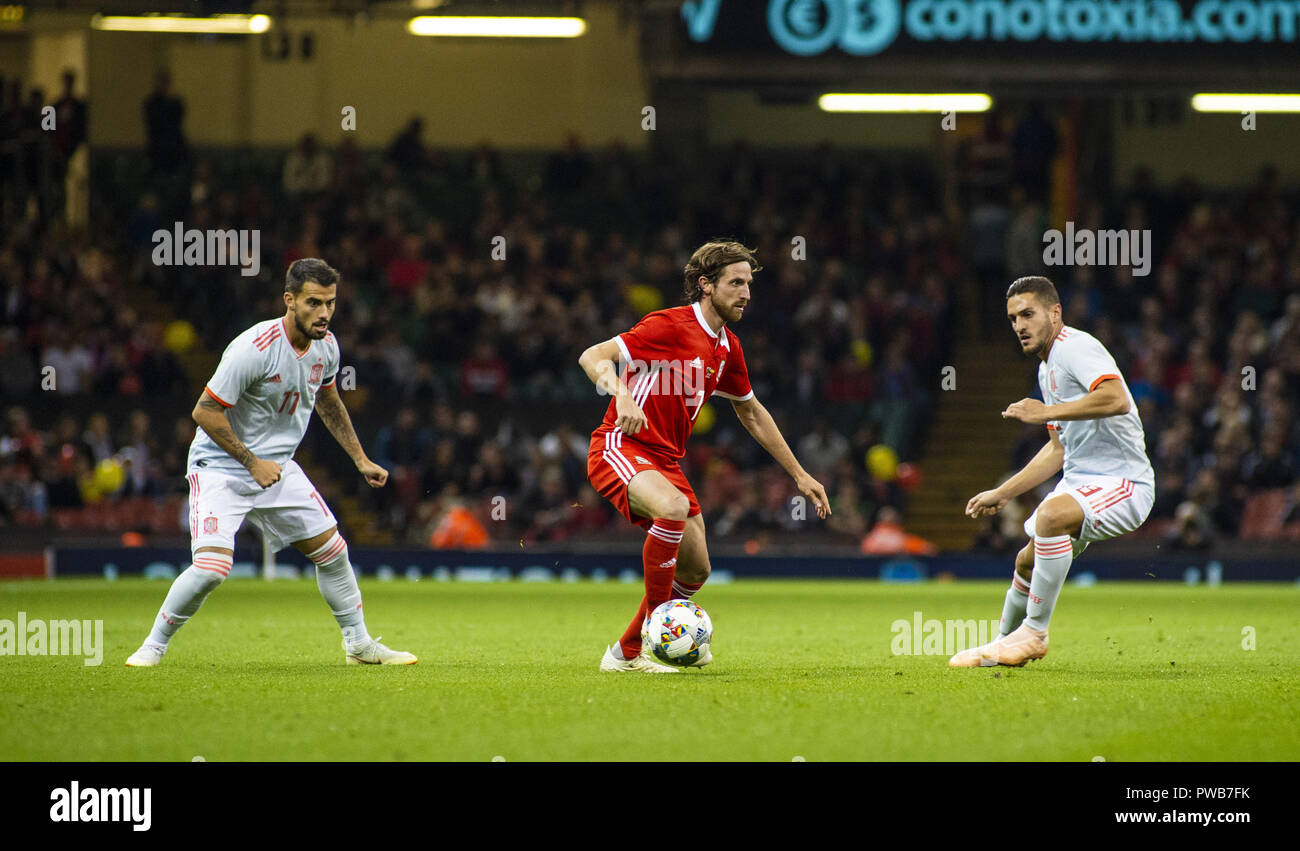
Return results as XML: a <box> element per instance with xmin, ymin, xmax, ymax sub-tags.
<box><xmin>587</xmin><ymin>430</ymin><xmax>700</xmax><ymax>530</ymax></box>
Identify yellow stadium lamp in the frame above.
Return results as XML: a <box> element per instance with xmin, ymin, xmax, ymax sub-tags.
<box><xmin>1191</xmin><ymin>94</ymin><xmax>1300</xmax><ymax>113</ymax></box>
<box><xmin>819</xmin><ymin>94</ymin><xmax>992</xmax><ymax>113</ymax></box>
<box><xmin>91</xmin><ymin>14</ymin><xmax>272</xmax><ymax>34</ymax></box>
<box><xmin>407</xmin><ymin>16</ymin><xmax>586</xmax><ymax>37</ymax></box>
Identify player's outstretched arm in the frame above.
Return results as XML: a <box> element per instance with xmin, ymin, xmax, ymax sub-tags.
<box><xmin>578</xmin><ymin>337</ymin><xmax>646</xmax><ymax>435</ymax></box>
<box><xmin>966</xmin><ymin>429</ymin><xmax>1064</xmax><ymax>518</ymax></box>
<box><xmin>1001</xmin><ymin>378</ymin><xmax>1129</xmax><ymax>424</ymax></box>
<box><xmin>314</xmin><ymin>383</ymin><xmax>387</xmax><ymax>488</ymax></box>
<box><xmin>730</xmin><ymin>396</ymin><xmax>831</xmax><ymax>519</ymax></box>
<box><xmin>192</xmin><ymin>392</ymin><xmax>281</xmax><ymax>488</ymax></box>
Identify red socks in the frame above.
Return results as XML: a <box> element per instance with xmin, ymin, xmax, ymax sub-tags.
<box><xmin>618</xmin><ymin>518</ymin><xmax>686</xmax><ymax>658</ymax></box>
<box><xmin>643</xmin><ymin>519</ymin><xmax>685</xmax><ymax>608</ymax></box>
<box><xmin>618</xmin><ymin>598</ymin><xmax>649</xmax><ymax>658</ymax></box>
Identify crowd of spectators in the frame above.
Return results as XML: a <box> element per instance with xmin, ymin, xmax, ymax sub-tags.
<box><xmin>5</xmin><ymin>88</ymin><xmax>1298</xmax><ymax>551</ymax></box>
<box><xmin>1</xmin><ymin>70</ymin><xmax>88</xmax><ymax>226</ymax></box>
<box><xmin>1</xmin><ymin>404</ymin><xmax>194</xmax><ymax>527</ymax></box>
<box><xmin>0</xmin><ymin>223</ymin><xmax>187</xmax><ymax>401</ymax></box>
<box><xmin>100</xmin><ymin>122</ymin><xmax>956</xmax><ymax>547</ymax></box>
<box><xmin>7</xmin><ymin>122</ymin><xmax>952</xmax><ymax>545</ymax></box>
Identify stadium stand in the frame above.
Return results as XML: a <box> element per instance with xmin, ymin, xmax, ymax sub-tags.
<box><xmin>2</xmin><ymin>79</ymin><xmax>1296</xmax><ymax>554</ymax></box>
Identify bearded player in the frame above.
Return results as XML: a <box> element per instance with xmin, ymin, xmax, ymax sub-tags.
<box><xmin>579</xmin><ymin>241</ymin><xmax>832</xmax><ymax>673</ymax></box>
<box><xmin>126</xmin><ymin>259</ymin><xmax>416</xmax><ymax>667</ymax></box>
<box><xmin>952</xmin><ymin>276</ymin><xmax>1154</xmax><ymax>667</ymax></box>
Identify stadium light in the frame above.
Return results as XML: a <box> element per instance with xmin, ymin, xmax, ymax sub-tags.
<box><xmin>819</xmin><ymin>93</ymin><xmax>993</xmax><ymax>113</ymax></box>
<box><xmin>1191</xmin><ymin>93</ymin><xmax>1300</xmax><ymax>113</ymax></box>
<box><xmin>406</xmin><ymin>15</ymin><xmax>587</xmax><ymax>37</ymax></box>
<box><xmin>90</xmin><ymin>14</ymin><xmax>272</xmax><ymax>34</ymax></box>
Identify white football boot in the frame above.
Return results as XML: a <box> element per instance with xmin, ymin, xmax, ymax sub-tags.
<box><xmin>685</xmin><ymin>644</ymin><xmax>712</xmax><ymax>668</ymax></box>
<box><xmin>344</xmin><ymin>636</ymin><xmax>418</xmax><ymax>665</ymax></box>
<box><xmin>948</xmin><ymin>637</ymin><xmax>1003</xmax><ymax>667</ymax></box>
<box><xmin>948</xmin><ymin>625</ymin><xmax>1048</xmax><ymax>668</ymax></box>
<box><xmin>125</xmin><ymin>641</ymin><xmax>167</xmax><ymax>667</ymax></box>
<box><xmin>599</xmin><ymin>645</ymin><xmax>679</xmax><ymax>673</ymax></box>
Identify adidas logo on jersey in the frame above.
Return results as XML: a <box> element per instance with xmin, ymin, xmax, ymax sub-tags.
<box><xmin>634</xmin><ymin>456</ymin><xmax>651</xmax><ymax>465</ymax></box>
<box><xmin>268</xmin><ymin>374</ymin><xmax>282</xmax><ymax>383</ymax></box>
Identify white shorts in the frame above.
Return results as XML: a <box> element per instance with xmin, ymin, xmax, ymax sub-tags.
<box><xmin>1024</xmin><ymin>475</ymin><xmax>1154</xmax><ymax>553</ymax></box>
<box><xmin>186</xmin><ymin>460</ymin><xmax>337</xmax><ymax>555</ymax></box>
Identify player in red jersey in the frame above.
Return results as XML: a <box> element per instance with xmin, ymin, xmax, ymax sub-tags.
<box><xmin>578</xmin><ymin>241</ymin><xmax>831</xmax><ymax>673</ymax></box>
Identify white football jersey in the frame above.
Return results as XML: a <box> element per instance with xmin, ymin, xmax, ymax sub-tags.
<box><xmin>187</xmin><ymin>318</ymin><xmax>340</xmax><ymax>482</ymax></box>
<box><xmin>1038</xmin><ymin>326</ymin><xmax>1154</xmax><ymax>486</ymax></box>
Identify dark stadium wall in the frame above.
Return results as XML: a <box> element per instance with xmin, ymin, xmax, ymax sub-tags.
<box><xmin>0</xmin><ymin>32</ymin><xmax>31</xmax><ymax>80</ymax></box>
<box><xmin>20</xmin><ymin>8</ymin><xmax>1300</xmax><ymax>186</ymax></box>
<box><xmin>1112</xmin><ymin>105</ymin><xmax>1300</xmax><ymax>188</ymax></box>
<box><xmin>19</xmin><ymin>28</ymin><xmax>84</xmax><ymax>101</ymax></box>
<box><xmin>76</xmin><ymin>6</ymin><xmax>649</xmax><ymax>150</ymax></box>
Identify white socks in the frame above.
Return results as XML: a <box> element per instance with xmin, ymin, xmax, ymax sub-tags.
<box><xmin>143</xmin><ymin>537</ymin><xmax>371</xmax><ymax>650</ymax></box>
<box><xmin>999</xmin><ymin>571</ymin><xmax>1031</xmax><ymax>637</ymax></box>
<box><xmin>147</xmin><ymin>553</ymin><xmax>232</xmax><ymax>646</ymax></box>
<box><xmin>1024</xmin><ymin>534</ymin><xmax>1074</xmax><ymax>631</ymax></box>
<box><xmin>307</xmin><ymin>533</ymin><xmax>371</xmax><ymax>647</ymax></box>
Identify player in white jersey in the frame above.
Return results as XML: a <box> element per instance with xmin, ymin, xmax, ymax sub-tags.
<box><xmin>951</xmin><ymin>276</ymin><xmax>1154</xmax><ymax>668</ymax></box>
<box><xmin>126</xmin><ymin>259</ymin><xmax>416</xmax><ymax>667</ymax></box>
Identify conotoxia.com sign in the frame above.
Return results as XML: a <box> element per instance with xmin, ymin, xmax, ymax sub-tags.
<box><xmin>684</xmin><ymin>0</ymin><xmax>1300</xmax><ymax>55</ymax></box>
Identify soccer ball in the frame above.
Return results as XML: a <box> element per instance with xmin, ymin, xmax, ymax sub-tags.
<box><xmin>642</xmin><ymin>599</ymin><xmax>712</xmax><ymax>667</ymax></box>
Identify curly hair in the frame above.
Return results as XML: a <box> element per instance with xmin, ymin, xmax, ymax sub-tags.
<box><xmin>682</xmin><ymin>241</ymin><xmax>761</xmax><ymax>303</ymax></box>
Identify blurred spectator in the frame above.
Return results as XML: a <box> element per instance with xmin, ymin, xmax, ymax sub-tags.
<box><xmin>860</xmin><ymin>507</ymin><xmax>939</xmax><ymax>556</ymax></box>
<box><xmin>282</xmin><ymin>133</ymin><xmax>333</xmax><ymax>197</ymax></box>
<box><xmin>968</xmin><ymin>186</ymin><xmax>1011</xmax><ymax>330</ymax></box>
<box><xmin>0</xmin><ymin>328</ymin><xmax>37</xmax><ymax>396</ymax></box>
<box><xmin>825</xmin><ymin>480</ymin><xmax>871</xmax><ymax>540</ymax></box>
<box><xmin>1169</xmin><ymin>470</ymin><xmax>1218</xmax><ymax>550</ymax></box>
<box><xmin>1006</xmin><ymin>195</ymin><xmax>1047</xmax><ymax>278</ymax></box>
<box><xmin>1244</xmin><ymin>428</ymin><xmax>1296</xmax><ymax>489</ymax></box>
<box><xmin>460</xmin><ymin>341</ymin><xmax>509</xmax><ymax>399</ymax></box>
<box><xmin>872</xmin><ymin>337</ymin><xmax>919</xmax><ymax>455</ymax></box>
<box><xmin>544</xmin><ymin>133</ymin><xmax>591</xmax><ymax>194</ymax></box>
<box><xmin>1010</xmin><ymin>102</ymin><xmax>1058</xmax><ymax>201</ymax></box>
<box><xmin>798</xmin><ymin>418</ymin><xmax>850</xmax><ymax>478</ymax></box>
<box><xmin>429</xmin><ymin>499</ymin><xmax>489</xmax><ymax>549</ymax></box>
<box><xmin>143</xmin><ymin>70</ymin><xmax>187</xmax><ymax>172</ymax></box>
<box><xmin>386</xmin><ymin>117</ymin><xmax>430</xmax><ymax>175</ymax></box>
<box><xmin>53</xmin><ymin>69</ymin><xmax>89</xmax><ymax>226</ymax></box>
<box><xmin>385</xmin><ymin>233</ymin><xmax>429</xmax><ymax>298</ymax></box>
<box><xmin>41</xmin><ymin>325</ymin><xmax>94</xmax><ymax>394</ymax></box>
<box><xmin>45</xmin><ymin>414</ymin><xmax>90</xmax><ymax>509</ymax></box>
<box><xmin>83</xmin><ymin>413</ymin><xmax>115</xmax><ymax>464</ymax></box>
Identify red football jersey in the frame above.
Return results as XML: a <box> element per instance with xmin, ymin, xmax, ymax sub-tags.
<box><xmin>593</xmin><ymin>302</ymin><xmax>753</xmax><ymax>460</ymax></box>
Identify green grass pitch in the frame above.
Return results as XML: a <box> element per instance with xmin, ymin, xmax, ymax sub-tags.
<box><xmin>2</xmin><ymin>578</ymin><xmax>1297</xmax><ymax>761</ymax></box>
